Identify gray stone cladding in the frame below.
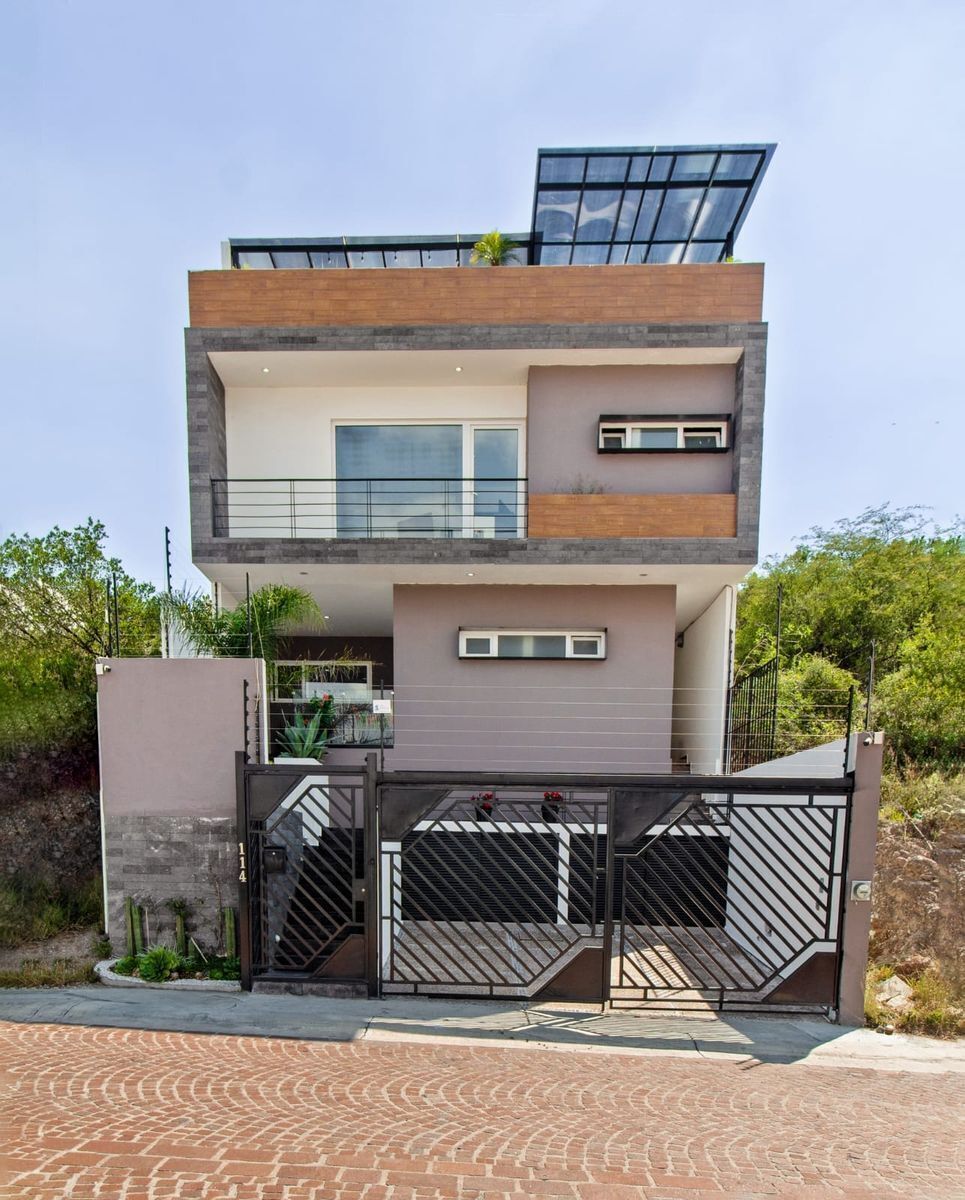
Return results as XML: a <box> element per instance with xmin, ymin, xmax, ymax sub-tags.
<box><xmin>103</xmin><ymin>814</ymin><xmax>237</xmax><ymax>956</ymax></box>
<box><xmin>186</xmin><ymin>321</ymin><xmax>766</xmax><ymax>566</ymax></box>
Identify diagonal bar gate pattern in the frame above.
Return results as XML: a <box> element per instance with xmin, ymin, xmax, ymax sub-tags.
<box><xmin>240</xmin><ymin>763</ymin><xmax>373</xmax><ymax>986</ymax></box>
<box><xmin>238</xmin><ymin>756</ymin><xmax>853</xmax><ymax>1015</ymax></box>
<box><xmin>379</xmin><ymin>787</ymin><xmax>610</xmax><ymax>1000</ymax></box>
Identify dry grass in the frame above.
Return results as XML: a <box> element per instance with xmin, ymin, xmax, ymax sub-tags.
<box><xmin>865</xmin><ymin>772</ymin><xmax>965</xmax><ymax>1038</ymax></box>
<box><xmin>0</xmin><ymin>958</ymin><xmax>97</xmax><ymax>989</ymax></box>
<box><xmin>865</xmin><ymin>964</ymin><xmax>965</xmax><ymax>1039</ymax></box>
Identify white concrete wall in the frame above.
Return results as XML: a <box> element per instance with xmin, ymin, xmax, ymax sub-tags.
<box><xmin>671</xmin><ymin>587</ymin><xmax>733</xmax><ymax>774</ymax></box>
<box><xmin>224</xmin><ymin>385</ymin><xmax>527</xmax><ymax>480</ymax></box>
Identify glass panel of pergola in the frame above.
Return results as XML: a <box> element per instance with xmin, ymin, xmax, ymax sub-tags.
<box><xmin>233</xmin><ymin>238</ymin><xmax>531</xmax><ymax>268</ymax></box>
<box><xmin>533</xmin><ymin>149</ymin><xmax>765</xmax><ymax>265</ymax></box>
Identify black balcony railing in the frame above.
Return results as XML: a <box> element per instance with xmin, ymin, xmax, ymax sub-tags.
<box><xmin>211</xmin><ymin>477</ymin><xmax>528</xmax><ymax>539</ymax></box>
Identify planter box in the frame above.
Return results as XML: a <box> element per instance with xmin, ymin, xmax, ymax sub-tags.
<box><xmin>95</xmin><ymin>959</ymin><xmax>241</xmax><ymax>993</ymax></box>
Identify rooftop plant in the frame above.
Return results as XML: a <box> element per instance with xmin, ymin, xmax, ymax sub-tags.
<box><xmin>470</xmin><ymin>231</ymin><xmax>520</xmax><ymax>267</ymax></box>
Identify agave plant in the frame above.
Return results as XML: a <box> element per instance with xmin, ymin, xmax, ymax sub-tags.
<box><xmin>278</xmin><ymin>708</ymin><xmax>329</xmax><ymax>760</ymax></box>
<box><xmin>470</xmin><ymin>230</ymin><xmax>521</xmax><ymax>267</ymax></box>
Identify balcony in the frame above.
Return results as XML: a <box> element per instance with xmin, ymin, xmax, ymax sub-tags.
<box><xmin>212</xmin><ymin>477</ymin><xmax>528</xmax><ymax>540</ymax></box>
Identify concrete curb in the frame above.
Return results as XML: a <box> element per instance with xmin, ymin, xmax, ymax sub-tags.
<box><xmin>95</xmin><ymin>960</ymin><xmax>241</xmax><ymax>993</ymax></box>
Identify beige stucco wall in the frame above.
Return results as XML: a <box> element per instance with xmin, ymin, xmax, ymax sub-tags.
<box><xmin>391</xmin><ymin>584</ymin><xmax>676</xmax><ymax>773</ymax></box>
<box><xmin>96</xmin><ymin>657</ymin><xmax>267</xmax><ymax>818</ymax></box>
<box><xmin>527</xmin><ymin>364</ymin><xmax>736</xmax><ymax>495</ymax></box>
<box><xmin>96</xmin><ymin>657</ymin><xmax>267</xmax><ymax>948</ymax></box>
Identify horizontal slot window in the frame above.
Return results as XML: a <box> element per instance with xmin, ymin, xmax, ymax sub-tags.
<box><xmin>598</xmin><ymin>416</ymin><xmax>729</xmax><ymax>452</ymax></box>
<box><xmin>459</xmin><ymin>630</ymin><xmax>606</xmax><ymax>660</ymax></box>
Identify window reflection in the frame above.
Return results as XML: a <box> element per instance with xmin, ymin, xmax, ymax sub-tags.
<box><xmin>691</xmin><ymin>186</ymin><xmax>746</xmax><ymax>240</ymax></box>
<box><xmin>539</xmin><ymin>156</ymin><xmax>585</xmax><ymax>183</ymax></box>
<box><xmin>535</xmin><ymin>191</ymin><xmax>580</xmax><ymax>241</ymax></box>
<box><xmin>654</xmin><ymin>188</ymin><xmax>702</xmax><ymax>241</ymax></box>
<box><xmin>575</xmin><ymin>189</ymin><xmax>621</xmax><ymax>242</ymax></box>
<box><xmin>585</xmin><ymin>155</ymin><xmax>628</xmax><ymax>181</ymax></box>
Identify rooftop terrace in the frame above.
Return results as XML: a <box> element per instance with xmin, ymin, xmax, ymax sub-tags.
<box><xmin>227</xmin><ymin>143</ymin><xmax>775</xmax><ymax>272</ymax></box>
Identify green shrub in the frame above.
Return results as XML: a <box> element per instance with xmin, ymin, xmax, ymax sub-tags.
<box><xmin>879</xmin><ymin>770</ymin><xmax>965</xmax><ymax>830</ymax></box>
<box><xmin>111</xmin><ymin>955</ymin><xmax>137</xmax><ymax>976</ymax></box>
<box><xmin>136</xmin><ymin>945</ymin><xmax>181</xmax><ymax>983</ymax></box>
<box><xmin>91</xmin><ymin>933</ymin><xmax>113</xmax><ymax>960</ymax></box>
<box><xmin>207</xmin><ymin>955</ymin><xmax>241</xmax><ymax>981</ymax></box>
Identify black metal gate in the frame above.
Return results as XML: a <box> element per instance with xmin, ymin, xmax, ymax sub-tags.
<box><xmin>378</xmin><ymin>784</ymin><xmax>610</xmax><ymax>999</ymax></box>
<box><xmin>238</xmin><ymin>758</ymin><xmax>377</xmax><ymax>990</ymax></box>
<box><xmin>237</xmin><ymin>756</ymin><xmax>853</xmax><ymax>1014</ymax></box>
<box><xmin>609</xmin><ymin>786</ymin><xmax>851</xmax><ymax>1011</ymax></box>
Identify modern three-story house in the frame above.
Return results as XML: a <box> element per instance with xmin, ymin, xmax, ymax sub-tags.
<box><xmin>185</xmin><ymin>143</ymin><xmax>774</xmax><ymax>776</ymax></box>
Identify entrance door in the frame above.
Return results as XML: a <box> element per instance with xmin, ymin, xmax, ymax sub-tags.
<box><xmin>241</xmin><ymin>764</ymin><xmax>371</xmax><ymax>986</ymax></box>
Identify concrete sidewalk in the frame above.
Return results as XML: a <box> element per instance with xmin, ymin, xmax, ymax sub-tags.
<box><xmin>1</xmin><ymin>984</ymin><xmax>962</xmax><ymax>1072</ymax></box>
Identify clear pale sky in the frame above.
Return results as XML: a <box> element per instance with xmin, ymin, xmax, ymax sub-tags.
<box><xmin>2</xmin><ymin>0</ymin><xmax>962</xmax><ymax>588</ymax></box>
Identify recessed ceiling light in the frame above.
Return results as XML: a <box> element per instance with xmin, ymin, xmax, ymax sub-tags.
<box><xmin>466</xmin><ymin>572</ymin><xmax>474</xmax><ymax>577</ymax></box>
<box><xmin>455</xmin><ymin>366</ymin><xmax>463</xmax><ymax>373</ymax></box>
<box><xmin>639</xmin><ymin>573</ymin><xmax>648</xmax><ymax>577</ymax></box>
<box><xmin>262</xmin><ymin>367</ymin><xmax>270</xmax><ymax>374</ymax></box>
<box><xmin>299</xmin><ymin>571</ymin><xmax>308</xmax><ymax>575</ymax></box>
<box><xmin>323</xmin><ymin>614</ymin><xmax>331</xmax><ymax>619</ymax></box>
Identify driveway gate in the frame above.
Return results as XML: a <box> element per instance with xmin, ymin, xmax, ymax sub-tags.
<box><xmin>237</xmin><ymin>756</ymin><xmax>853</xmax><ymax>1015</ymax></box>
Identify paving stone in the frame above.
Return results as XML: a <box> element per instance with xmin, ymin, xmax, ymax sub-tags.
<box><xmin>1</xmin><ymin>1022</ymin><xmax>964</xmax><ymax>1199</ymax></box>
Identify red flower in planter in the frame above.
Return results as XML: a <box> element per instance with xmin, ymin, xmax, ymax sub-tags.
<box><xmin>543</xmin><ymin>791</ymin><xmax>564</xmax><ymax>803</ymax></box>
<box><xmin>470</xmin><ymin>792</ymin><xmax>497</xmax><ymax>814</ymax></box>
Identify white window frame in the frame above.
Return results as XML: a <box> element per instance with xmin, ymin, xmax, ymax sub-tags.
<box><xmin>331</xmin><ymin>419</ymin><xmax>526</xmax><ymax>480</ymax></box>
<box><xmin>272</xmin><ymin>659</ymin><xmax>373</xmax><ymax>703</ymax></box>
<box><xmin>331</xmin><ymin>419</ymin><xmax>526</xmax><ymax>538</ymax></box>
<box><xmin>597</xmin><ymin>416</ymin><xmax>729</xmax><ymax>452</ymax></box>
<box><xmin>458</xmin><ymin>630</ymin><xmax>607</xmax><ymax>660</ymax></box>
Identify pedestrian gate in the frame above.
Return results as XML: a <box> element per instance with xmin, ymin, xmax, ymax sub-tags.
<box><xmin>238</xmin><ymin>758</ymin><xmax>853</xmax><ymax>1014</ymax></box>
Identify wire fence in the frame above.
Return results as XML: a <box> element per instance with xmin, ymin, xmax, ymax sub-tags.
<box><xmin>251</xmin><ymin>681</ymin><xmax>858</xmax><ymax>778</ymax></box>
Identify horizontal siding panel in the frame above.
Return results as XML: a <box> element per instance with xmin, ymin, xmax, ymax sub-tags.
<box><xmin>528</xmin><ymin>493</ymin><xmax>737</xmax><ymax>538</ymax></box>
<box><xmin>188</xmin><ymin>264</ymin><xmax>764</xmax><ymax>328</ymax></box>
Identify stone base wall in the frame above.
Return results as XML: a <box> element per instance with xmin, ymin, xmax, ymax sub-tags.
<box><xmin>103</xmin><ymin>815</ymin><xmax>237</xmax><ymax>956</ymax></box>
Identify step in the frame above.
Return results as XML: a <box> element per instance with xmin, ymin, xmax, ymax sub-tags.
<box><xmin>252</xmin><ymin>978</ymin><xmax>368</xmax><ymax>998</ymax></box>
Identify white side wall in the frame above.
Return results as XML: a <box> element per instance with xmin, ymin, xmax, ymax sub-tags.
<box><xmin>671</xmin><ymin>586</ymin><xmax>733</xmax><ymax>774</ymax></box>
<box><xmin>224</xmin><ymin>385</ymin><xmax>527</xmax><ymax>479</ymax></box>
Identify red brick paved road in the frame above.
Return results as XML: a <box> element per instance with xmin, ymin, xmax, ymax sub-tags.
<box><xmin>1</xmin><ymin>1023</ymin><xmax>963</xmax><ymax>1199</ymax></box>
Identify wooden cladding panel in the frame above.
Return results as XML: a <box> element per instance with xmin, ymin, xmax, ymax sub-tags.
<box><xmin>188</xmin><ymin>264</ymin><xmax>764</xmax><ymax>328</ymax></box>
<box><xmin>528</xmin><ymin>493</ymin><xmax>737</xmax><ymax>539</ymax></box>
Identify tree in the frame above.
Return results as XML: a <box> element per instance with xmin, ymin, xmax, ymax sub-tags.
<box><xmin>734</xmin><ymin>505</ymin><xmax>964</xmax><ymax>771</ymax></box>
<box><xmin>874</xmin><ymin>617</ymin><xmax>965</xmax><ymax>769</ymax></box>
<box><xmin>469</xmin><ymin>231</ymin><xmax>521</xmax><ymax>266</ymax></box>
<box><xmin>168</xmin><ymin>583</ymin><xmax>322</xmax><ymax>665</ymax></box>
<box><xmin>0</xmin><ymin>519</ymin><xmax>160</xmax><ymax>754</ymax></box>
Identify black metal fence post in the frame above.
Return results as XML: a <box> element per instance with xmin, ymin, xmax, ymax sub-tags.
<box><xmin>242</xmin><ymin>679</ymin><xmax>250</xmax><ymax>761</ymax></box>
<box><xmin>601</xmin><ymin>788</ymin><xmax>616</xmax><ymax>1004</ymax></box>
<box><xmin>235</xmin><ymin>750</ymin><xmax>253</xmax><ymax>991</ymax></box>
<box><xmin>840</xmin><ymin>686</ymin><xmax>854</xmax><ymax>777</ymax></box>
<box><xmin>363</xmin><ymin>751</ymin><xmax>381</xmax><ymax>997</ymax></box>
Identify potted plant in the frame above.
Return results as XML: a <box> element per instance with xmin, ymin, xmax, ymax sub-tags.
<box><xmin>541</xmin><ymin>791</ymin><xmax>566</xmax><ymax>823</ymax></box>
<box><xmin>471</xmin><ymin>792</ymin><xmax>498</xmax><ymax>821</ymax></box>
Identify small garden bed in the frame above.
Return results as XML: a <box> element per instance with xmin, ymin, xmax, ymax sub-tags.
<box><xmin>97</xmin><ymin>946</ymin><xmax>241</xmax><ymax>992</ymax></box>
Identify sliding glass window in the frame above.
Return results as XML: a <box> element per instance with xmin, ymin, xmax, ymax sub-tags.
<box><xmin>334</xmin><ymin>424</ymin><xmax>522</xmax><ymax>538</ymax></box>
<box><xmin>335</xmin><ymin>425</ymin><xmax>462</xmax><ymax>537</ymax></box>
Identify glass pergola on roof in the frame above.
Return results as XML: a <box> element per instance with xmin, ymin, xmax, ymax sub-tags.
<box><xmin>229</xmin><ymin>143</ymin><xmax>775</xmax><ymax>269</ymax></box>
